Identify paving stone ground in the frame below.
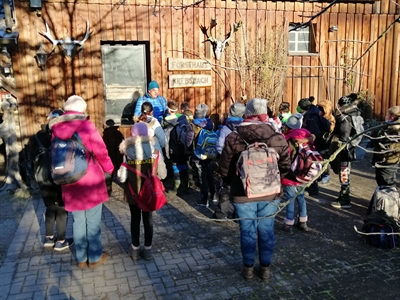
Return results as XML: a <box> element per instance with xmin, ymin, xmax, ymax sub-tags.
<box><xmin>0</xmin><ymin>154</ymin><xmax>400</xmax><ymax>300</ymax></box>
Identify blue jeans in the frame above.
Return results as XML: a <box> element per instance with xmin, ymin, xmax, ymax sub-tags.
<box><xmin>284</xmin><ymin>185</ymin><xmax>307</xmax><ymax>225</ymax></box>
<box><xmin>72</xmin><ymin>204</ymin><xmax>103</xmax><ymax>263</ymax></box>
<box><xmin>233</xmin><ymin>200</ymin><xmax>280</xmax><ymax>266</ymax></box>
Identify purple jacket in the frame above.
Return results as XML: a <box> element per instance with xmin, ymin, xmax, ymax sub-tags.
<box><xmin>49</xmin><ymin>111</ymin><xmax>114</xmax><ymax>212</ymax></box>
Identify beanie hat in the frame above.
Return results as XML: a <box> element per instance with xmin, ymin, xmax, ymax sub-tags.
<box><xmin>298</xmin><ymin>98</ymin><xmax>312</xmax><ymax>111</ymax></box>
<box><xmin>229</xmin><ymin>102</ymin><xmax>246</xmax><ymax>118</ymax></box>
<box><xmin>195</xmin><ymin>103</ymin><xmax>209</xmax><ymax>118</ymax></box>
<box><xmin>245</xmin><ymin>98</ymin><xmax>268</xmax><ymax>117</ymax></box>
<box><xmin>286</xmin><ymin>113</ymin><xmax>303</xmax><ymax>129</ymax></box>
<box><xmin>131</xmin><ymin>122</ymin><xmax>154</xmax><ymax>137</ymax></box>
<box><xmin>64</xmin><ymin>95</ymin><xmax>87</xmax><ymax>113</ymax></box>
<box><xmin>338</xmin><ymin>93</ymin><xmax>358</xmax><ymax>107</ymax></box>
<box><xmin>47</xmin><ymin>109</ymin><xmax>64</xmax><ymax>120</ymax></box>
<box><xmin>148</xmin><ymin>80</ymin><xmax>159</xmax><ymax>91</ymax></box>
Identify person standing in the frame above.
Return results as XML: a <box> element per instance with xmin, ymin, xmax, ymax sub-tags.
<box><xmin>30</xmin><ymin>109</ymin><xmax>73</xmax><ymax>251</ymax></box>
<box><xmin>117</xmin><ymin>123</ymin><xmax>167</xmax><ymax>262</ymax></box>
<box><xmin>134</xmin><ymin>80</ymin><xmax>167</xmax><ymax>123</ymax></box>
<box><xmin>218</xmin><ymin>98</ymin><xmax>291</xmax><ymax>280</ymax></box>
<box><xmin>49</xmin><ymin>95</ymin><xmax>114</xmax><ymax>269</ymax></box>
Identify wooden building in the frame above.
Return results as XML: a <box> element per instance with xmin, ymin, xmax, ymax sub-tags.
<box><xmin>1</xmin><ymin>0</ymin><xmax>399</xmax><ymax>145</ymax></box>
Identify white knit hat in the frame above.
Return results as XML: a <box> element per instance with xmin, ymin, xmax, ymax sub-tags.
<box><xmin>245</xmin><ymin>98</ymin><xmax>268</xmax><ymax>117</ymax></box>
<box><xmin>64</xmin><ymin>95</ymin><xmax>87</xmax><ymax>113</ymax></box>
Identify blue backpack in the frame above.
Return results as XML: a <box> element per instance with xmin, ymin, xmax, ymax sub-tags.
<box><xmin>194</xmin><ymin>128</ymin><xmax>217</xmax><ymax>160</ymax></box>
<box><xmin>50</xmin><ymin>132</ymin><xmax>92</xmax><ymax>185</ymax></box>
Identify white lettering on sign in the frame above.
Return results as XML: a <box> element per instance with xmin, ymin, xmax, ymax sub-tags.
<box><xmin>168</xmin><ymin>58</ymin><xmax>212</xmax><ymax>71</ymax></box>
<box><xmin>169</xmin><ymin>74</ymin><xmax>212</xmax><ymax>88</ymax></box>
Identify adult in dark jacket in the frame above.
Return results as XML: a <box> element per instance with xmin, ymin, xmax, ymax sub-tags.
<box><xmin>29</xmin><ymin>110</ymin><xmax>72</xmax><ymax>251</ymax></box>
<box><xmin>218</xmin><ymin>98</ymin><xmax>291</xmax><ymax>280</ymax></box>
<box><xmin>330</xmin><ymin>93</ymin><xmax>363</xmax><ymax>209</ymax></box>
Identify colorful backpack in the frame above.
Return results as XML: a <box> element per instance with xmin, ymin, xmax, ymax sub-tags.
<box><xmin>235</xmin><ymin>132</ymin><xmax>281</xmax><ymax>198</ymax></box>
<box><xmin>50</xmin><ymin>132</ymin><xmax>93</xmax><ymax>185</ymax></box>
<box><xmin>194</xmin><ymin>128</ymin><xmax>217</xmax><ymax>160</ymax></box>
<box><xmin>290</xmin><ymin>142</ymin><xmax>323</xmax><ymax>183</ymax></box>
<box><xmin>122</xmin><ymin>153</ymin><xmax>167</xmax><ymax>212</ymax></box>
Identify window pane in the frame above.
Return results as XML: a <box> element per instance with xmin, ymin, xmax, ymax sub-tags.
<box><xmin>297</xmin><ymin>42</ymin><xmax>309</xmax><ymax>52</ymax></box>
<box><xmin>289</xmin><ymin>43</ymin><xmax>296</xmax><ymax>52</ymax></box>
<box><xmin>289</xmin><ymin>32</ymin><xmax>296</xmax><ymax>41</ymax></box>
<box><xmin>298</xmin><ymin>32</ymin><xmax>309</xmax><ymax>42</ymax></box>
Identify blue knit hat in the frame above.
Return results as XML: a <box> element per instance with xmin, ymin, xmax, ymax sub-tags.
<box><xmin>148</xmin><ymin>80</ymin><xmax>159</xmax><ymax>91</ymax></box>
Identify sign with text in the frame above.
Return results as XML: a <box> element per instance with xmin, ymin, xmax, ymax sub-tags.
<box><xmin>169</xmin><ymin>74</ymin><xmax>212</xmax><ymax>88</ymax></box>
<box><xmin>168</xmin><ymin>58</ymin><xmax>211</xmax><ymax>71</ymax></box>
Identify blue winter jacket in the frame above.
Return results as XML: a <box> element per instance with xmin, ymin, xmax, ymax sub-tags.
<box><xmin>216</xmin><ymin>117</ymin><xmax>243</xmax><ymax>154</ymax></box>
<box><xmin>134</xmin><ymin>93</ymin><xmax>167</xmax><ymax>123</ymax></box>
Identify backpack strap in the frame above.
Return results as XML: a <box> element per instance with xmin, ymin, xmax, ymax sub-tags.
<box><xmin>34</xmin><ymin>134</ymin><xmax>46</xmax><ymax>151</ymax></box>
<box><xmin>233</xmin><ymin>130</ymin><xmax>249</xmax><ymax>147</ymax></box>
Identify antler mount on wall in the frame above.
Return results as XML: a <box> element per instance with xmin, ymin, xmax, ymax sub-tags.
<box><xmin>200</xmin><ymin>19</ymin><xmax>242</xmax><ymax>60</ymax></box>
<box><xmin>39</xmin><ymin>20</ymin><xmax>91</xmax><ymax>59</ymax></box>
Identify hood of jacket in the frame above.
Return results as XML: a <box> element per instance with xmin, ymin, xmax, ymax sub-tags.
<box><xmin>193</xmin><ymin>118</ymin><xmax>213</xmax><ymax>130</ymax></box>
<box><xmin>284</xmin><ymin>128</ymin><xmax>314</xmax><ymax>142</ymax></box>
<box><xmin>48</xmin><ymin>112</ymin><xmax>88</xmax><ymax>139</ymax></box>
<box><xmin>304</xmin><ymin>105</ymin><xmax>321</xmax><ymax>119</ymax></box>
<box><xmin>226</xmin><ymin>117</ymin><xmax>243</xmax><ymax>130</ymax></box>
<box><xmin>119</xmin><ymin>136</ymin><xmax>156</xmax><ymax>160</ymax></box>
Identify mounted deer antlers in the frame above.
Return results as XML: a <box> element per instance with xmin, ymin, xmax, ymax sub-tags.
<box><xmin>200</xmin><ymin>19</ymin><xmax>242</xmax><ymax>60</ymax></box>
<box><xmin>39</xmin><ymin>20</ymin><xmax>91</xmax><ymax>59</ymax></box>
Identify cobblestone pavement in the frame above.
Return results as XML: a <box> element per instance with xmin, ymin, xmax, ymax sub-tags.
<box><xmin>1</xmin><ymin>156</ymin><xmax>400</xmax><ymax>300</ymax></box>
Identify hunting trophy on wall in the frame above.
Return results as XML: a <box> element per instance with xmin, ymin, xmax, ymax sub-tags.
<box><xmin>39</xmin><ymin>20</ymin><xmax>91</xmax><ymax>59</ymax></box>
<box><xmin>200</xmin><ymin>19</ymin><xmax>242</xmax><ymax>60</ymax></box>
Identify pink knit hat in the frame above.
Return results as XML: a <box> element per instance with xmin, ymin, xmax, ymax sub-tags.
<box><xmin>131</xmin><ymin>122</ymin><xmax>154</xmax><ymax>137</ymax></box>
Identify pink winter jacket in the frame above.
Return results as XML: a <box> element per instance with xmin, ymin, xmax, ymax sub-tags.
<box><xmin>49</xmin><ymin>112</ymin><xmax>114</xmax><ymax>212</ymax></box>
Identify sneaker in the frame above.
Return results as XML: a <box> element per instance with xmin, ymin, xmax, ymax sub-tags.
<box><xmin>331</xmin><ymin>201</ymin><xmax>351</xmax><ymax>209</ymax></box>
<box><xmin>77</xmin><ymin>261</ymin><xmax>87</xmax><ymax>269</ymax></box>
<box><xmin>44</xmin><ymin>237</ymin><xmax>55</xmax><ymax>248</ymax></box>
<box><xmin>88</xmin><ymin>253</ymin><xmax>109</xmax><ymax>269</ymax></box>
<box><xmin>130</xmin><ymin>247</ymin><xmax>140</xmax><ymax>262</ymax></box>
<box><xmin>241</xmin><ymin>264</ymin><xmax>253</xmax><ymax>279</ymax></box>
<box><xmin>283</xmin><ymin>224</ymin><xmax>293</xmax><ymax>234</ymax></box>
<box><xmin>259</xmin><ymin>265</ymin><xmax>271</xmax><ymax>280</ymax></box>
<box><xmin>140</xmin><ymin>248</ymin><xmax>153</xmax><ymax>261</ymax></box>
<box><xmin>196</xmin><ymin>200</ymin><xmax>209</xmax><ymax>207</ymax></box>
<box><xmin>54</xmin><ymin>239</ymin><xmax>74</xmax><ymax>251</ymax></box>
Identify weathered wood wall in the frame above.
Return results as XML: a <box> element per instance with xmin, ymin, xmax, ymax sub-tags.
<box><xmin>14</xmin><ymin>0</ymin><xmax>400</xmax><ymax>143</ymax></box>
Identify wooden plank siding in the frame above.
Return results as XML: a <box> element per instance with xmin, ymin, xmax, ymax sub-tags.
<box><xmin>13</xmin><ymin>0</ymin><xmax>400</xmax><ymax>144</ymax></box>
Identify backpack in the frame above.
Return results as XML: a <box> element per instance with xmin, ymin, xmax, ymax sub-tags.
<box><xmin>169</xmin><ymin>123</ymin><xmax>190</xmax><ymax>157</ymax></box>
<box><xmin>356</xmin><ymin>210</ymin><xmax>400</xmax><ymax>249</ymax></box>
<box><xmin>122</xmin><ymin>154</ymin><xmax>167</xmax><ymax>212</ymax></box>
<box><xmin>235</xmin><ymin>132</ymin><xmax>281</xmax><ymax>198</ymax></box>
<box><xmin>33</xmin><ymin>133</ymin><xmax>55</xmax><ymax>188</ymax></box>
<box><xmin>290</xmin><ymin>142</ymin><xmax>323</xmax><ymax>183</ymax></box>
<box><xmin>367</xmin><ymin>185</ymin><xmax>400</xmax><ymax>220</ymax></box>
<box><xmin>349</xmin><ymin>115</ymin><xmax>364</xmax><ymax>148</ymax></box>
<box><xmin>194</xmin><ymin>128</ymin><xmax>217</xmax><ymax>160</ymax></box>
<box><xmin>50</xmin><ymin>132</ymin><xmax>92</xmax><ymax>185</ymax></box>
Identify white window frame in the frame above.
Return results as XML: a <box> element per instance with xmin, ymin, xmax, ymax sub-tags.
<box><xmin>288</xmin><ymin>24</ymin><xmax>312</xmax><ymax>54</ymax></box>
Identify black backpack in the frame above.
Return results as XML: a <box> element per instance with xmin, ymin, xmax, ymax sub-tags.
<box><xmin>169</xmin><ymin>123</ymin><xmax>190</xmax><ymax>157</ymax></box>
<box><xmin>33</xmin><ymin>133</ymin><xmax>56</xmax><ymax>188</ymax></box>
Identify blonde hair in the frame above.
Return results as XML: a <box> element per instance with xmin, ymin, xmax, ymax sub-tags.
<box><xmin>388</xmin><ymin>106</ymin><xmax>400</xmax><ymax>121</ymax></box>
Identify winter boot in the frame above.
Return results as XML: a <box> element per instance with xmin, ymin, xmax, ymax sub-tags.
<box><xmin>331</xmin><ymin>185</ymin><xmax>351</xmax><ymax>209</ymax></box>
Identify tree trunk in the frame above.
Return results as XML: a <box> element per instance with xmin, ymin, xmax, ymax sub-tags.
<box><xmin>0</xmin><ymin>97</ymin><xmax>30</xmax><ymax>198</ymax></box>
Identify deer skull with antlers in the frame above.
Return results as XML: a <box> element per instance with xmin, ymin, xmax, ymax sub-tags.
<box><xmin>39</xmin><ymin>20</ymin><xmax>91</xmax><ymax>59</ymax></box>
<box><xmin>200</xmin><ymin>19</ymin><xmax>242</xmax><ymax>60</ymax></box>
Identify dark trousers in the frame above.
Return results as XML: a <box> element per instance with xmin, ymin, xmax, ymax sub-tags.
<box><xmin>375</xmin><ymin>166</ymin><xmax>397</xmax><ymax>186</ymax></box>
<box><xmin>193</xmin><ymin>159</ymin><xmax>216</xmax><ymax>201</ymax></box>
<box><xmin>129</xmin><ymin>204</ymin><xmax>153</xmax><ymax>247</ymax></box>
<box><xmin>45</xmin><ymin>204</ymin><xmax>68</xmax><ymax>240</ymax></box>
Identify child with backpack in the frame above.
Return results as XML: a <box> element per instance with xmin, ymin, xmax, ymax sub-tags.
<box><xmin>191</xmin><ymin>103</ymin><xmax>218</xmax><ymax>207</ymax></box>
<box><xmin>117</xmin><ymin>122</ymin><xmax>167</xmax><ymax>262</ymax></box>
<box><xmin>281</xmin><ymin>113</ymin><xmax>316</xmax><ymax>234</ymax></box>
<box><xmin>29</xmin><ymin>109</ymin><xmax>73</xmax><ymax>251</ymax></box>
<box><xmin>329</xmin><ymin>93</ymin><xmax>364</xmax><ymax>209</ymax></box>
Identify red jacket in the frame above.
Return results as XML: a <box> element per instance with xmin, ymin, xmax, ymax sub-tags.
<box><xmin>49</xmin><ymin>112</ymin><xmax>114</xmax><ymax>212</ymax></box>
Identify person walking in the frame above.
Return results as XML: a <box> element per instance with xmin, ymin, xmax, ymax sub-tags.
<box><xmin>49</xmin><ymin>95</ymin><xmax>114</xmax><ymax>269</ymax></box>
<box><xmin>117</xmin><ymin>123</ymin><xmax>167</xmax><ymax>262</ymax></box>
<box><xmin>134</xmin><ymin>80</ymin><xmax>167</xmax><ymax>123</ymax></box>
<box><xmin>218</xmin><ymin>98</ymin><xmax>291</xmax><ymax>280</ymax></box>
<box><xmin>30</xmin><ymin>109</ymin><xmax>73</xmax><ymax>251</ymax></box>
